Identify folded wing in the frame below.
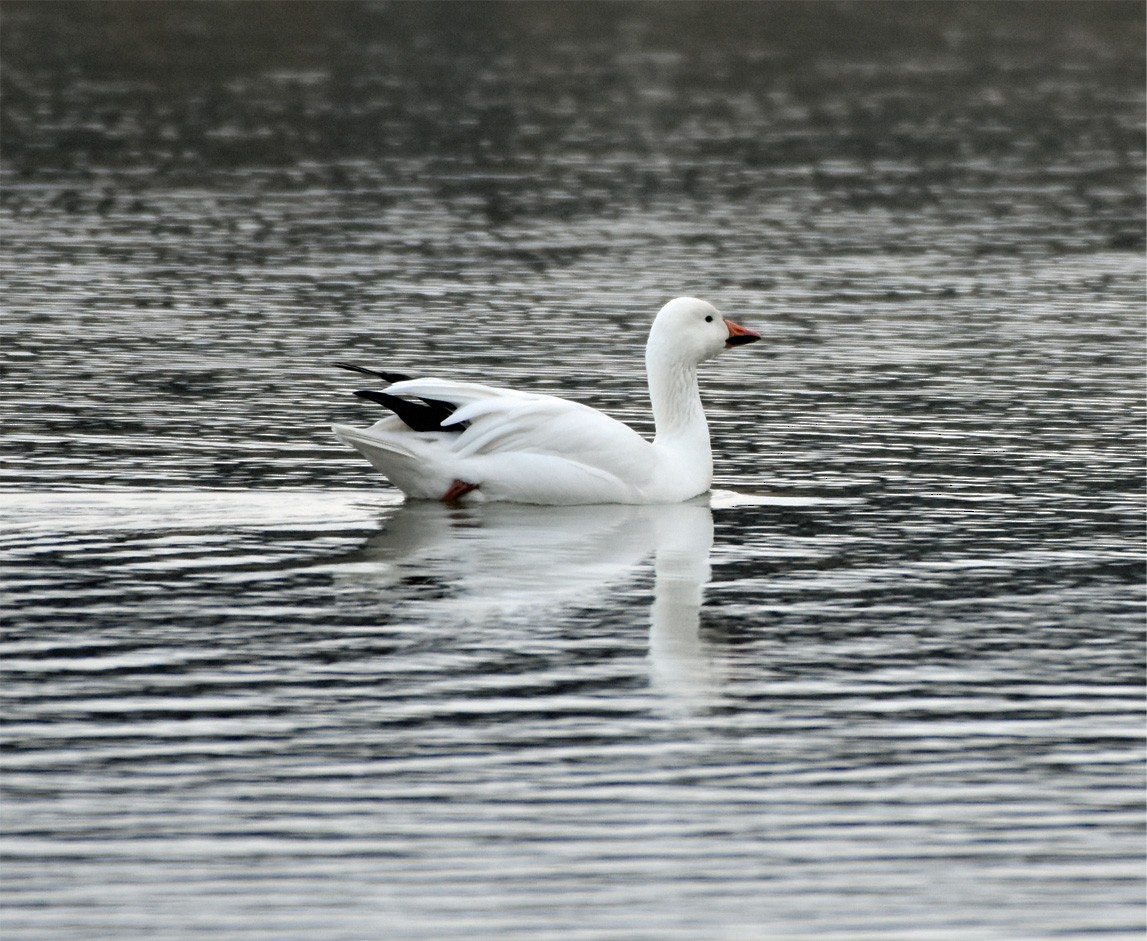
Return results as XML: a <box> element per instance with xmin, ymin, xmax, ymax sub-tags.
<box><xmin>385</xmin><ymin>378</ymin><xmax>657</xmax><ymax>489</ymax></box>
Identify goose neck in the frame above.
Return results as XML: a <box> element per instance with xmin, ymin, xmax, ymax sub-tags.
<box><xmin>646</xmin><ymin>351</ymin><xmax>707</xmax><ymax>443</ymax></box>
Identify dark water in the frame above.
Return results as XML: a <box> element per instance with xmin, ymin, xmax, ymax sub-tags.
<box><xmin>2</xmin><ymin>2</ymin><xmax>1145</xmax><ymax>938</ymax></box>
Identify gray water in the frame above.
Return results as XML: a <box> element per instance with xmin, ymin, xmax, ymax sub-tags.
<box><xmin>1</xmin><ymin>3</ymin><xmax>1144</xmax><ymax>939</ymax></box>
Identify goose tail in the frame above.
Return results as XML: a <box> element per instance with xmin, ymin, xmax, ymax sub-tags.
<box><xmin>331</xmin><ymin>424</ymin><xmax>418</xmax><ymax>460</ymax></box>
<box><xmin>334</xmin><ymin>424</ymin><xmax>463</xmax><ymax>501</ymax></box>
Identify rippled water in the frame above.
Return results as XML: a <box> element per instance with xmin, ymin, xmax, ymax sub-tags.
<box><xmin>2</xmin><ymin>3</ymin><xmax>1145</xmax><ymax>939</ymax></box>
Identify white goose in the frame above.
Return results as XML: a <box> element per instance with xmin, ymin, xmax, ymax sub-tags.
<box><xmin>331</xmin><ymin>297</ymin><xmax>760</xmax><ymax>504</ymax></box>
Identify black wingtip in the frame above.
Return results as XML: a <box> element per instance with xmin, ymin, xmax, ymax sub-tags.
<box><xmin>334</xmin><ymin>363</ymin><xmax>412</xmax><ymax>384</ymax></box>
<box><xmin>353</xmin><ymin>389</ymin><xmax>455</xmax><ymax>433</ymax></box>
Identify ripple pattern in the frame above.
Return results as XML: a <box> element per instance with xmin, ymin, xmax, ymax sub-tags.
<box><xmin>1</xmin><ymin>3</ymin><xmax>1144</xmax><ymax>939</ymax></box>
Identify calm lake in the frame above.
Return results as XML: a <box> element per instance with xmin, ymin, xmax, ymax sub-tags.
<box><xmin>2</xmin><ymin>2</ymin><xmax>1145</xmax><ymax>938</ymax></box>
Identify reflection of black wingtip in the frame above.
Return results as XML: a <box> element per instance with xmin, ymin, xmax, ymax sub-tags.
<box><xmin>334</xmin><ymin>363</ymin><xmax>412</xmax><ymax>384</ymax></box>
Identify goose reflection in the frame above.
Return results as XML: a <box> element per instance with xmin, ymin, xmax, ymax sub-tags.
<box><xmin>338</xmin><ymin>499</ymin><xmax>721</xmax><ymax>707</ymax></box>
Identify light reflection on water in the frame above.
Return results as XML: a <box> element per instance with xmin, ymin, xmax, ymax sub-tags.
<box><xmin>2</xmin><ymin>485</ymin><xmax>1142</xmax><ymax>939</ymax></box>
<box><xmin>1</xmin><ymin>2</ymin><xmax>1144</xmax><ymax>939</ymax></box>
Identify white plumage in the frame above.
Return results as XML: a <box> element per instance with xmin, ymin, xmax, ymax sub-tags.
<box><xmin>331</xmin><ymin>297</ymin><xmax>760</xmax><ymax>504</ymax></box>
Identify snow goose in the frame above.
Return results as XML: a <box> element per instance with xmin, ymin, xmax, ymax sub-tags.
<box><xmin>331</xmin><ymin>296</ymin><xmax>760</xmax><ymax>504</ymax></box>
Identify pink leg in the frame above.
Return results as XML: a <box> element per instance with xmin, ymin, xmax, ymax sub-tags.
<box><xmin>441</xmin><ymin>479</ymin><xmax>480</xmax><ymax>503</ymax></box>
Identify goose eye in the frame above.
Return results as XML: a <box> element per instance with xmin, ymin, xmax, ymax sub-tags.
<box><xmin>704</xmin><ymin>315</ymin><xmax>713</xmax><ymax>322</ymax></box>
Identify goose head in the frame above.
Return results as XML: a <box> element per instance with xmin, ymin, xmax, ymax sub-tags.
<box><xmin>646</xmin><ymin>296</ymin><xmax>761</xmax><ymax>365</ymax></box>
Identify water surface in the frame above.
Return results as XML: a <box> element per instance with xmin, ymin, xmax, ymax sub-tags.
<box><xmin>2</xmin><ymin>3</ymin><xmax>1144</xmax><ymax>939</ymax></box>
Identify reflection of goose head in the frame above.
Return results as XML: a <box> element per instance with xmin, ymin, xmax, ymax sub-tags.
<box><xmin>337</xmin><ymin>498</ymin><xmax>718</xmax><ymax>704</ymax></box>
